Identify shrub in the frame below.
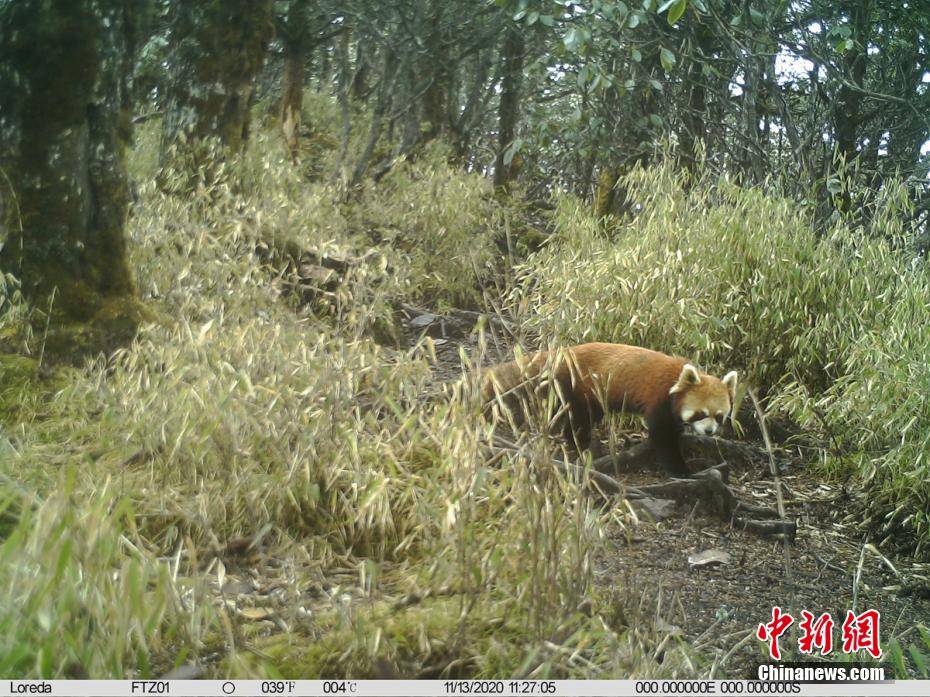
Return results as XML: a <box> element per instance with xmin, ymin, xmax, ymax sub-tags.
<box><xmin>357</xmin><ymin>144</ymin><xmax>505</xmax><ymax>309</ymax></box>
<box><xmin>510</xmin><ymin>162</ymin><xmax>930</xmax><ymax>553</ymax></box>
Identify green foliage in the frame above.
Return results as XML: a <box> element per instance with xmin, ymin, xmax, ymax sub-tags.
<box><xmin>884</xmin><ymin>627</ymin><xmax>930</xmax><ymax>679</ymax></box>
<box><xmin>510</xmin><ymin>161</ymin><xmax>930</xmax><ymax>554</ymax></box>
<box><xmin>0</xmin><ymin>479</ymin><xmax>210</xmax><ymax>677</ymax></box>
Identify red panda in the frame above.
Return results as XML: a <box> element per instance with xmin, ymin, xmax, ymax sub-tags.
<box><xmin>482</xmin><ymin>342</ymin><xmax>738</xmax><ymax>477</ymax></box>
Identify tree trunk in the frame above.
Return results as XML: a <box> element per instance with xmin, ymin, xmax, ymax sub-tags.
<box><xmin>0</xmin><ymin>1</ymin><xmax>138</xmax><ymax>333</ymax></box>
<box><xmin>493</xmin><ymin>27</ymin><xmax>525</xmax><ymax>189</ymax></box>
<box><xmin>679</xmin><ymin>21</ymin><xmax>713</xmax><ymax>173</ymax></box>
<box><xmin>739</xmin><ymin>53</ymin><xmax>763</xmax><ymax>185</ymax></box>
<box><xmin>833</xmin><ymin>1</ymin><xmax>870</xmax><ymax>213</ymax></box>
<box><xmin>317</xmin><ymin>42</ymin><xmax>333</xmax><ymax>92</ymax></box>
<box><xmin>834</xmin><ymin>2</ymin><xmax>869</xmax><ymax>167</ymax></box>
<box><xmin>350</xmin><ymin>48</ymin><xmax>400</xmax><ymax>187</ymax></box>
<box><xmin>281</xmin><ymin>0</ymin><xmax>310</xmax><ymax>165</ymax></box>
<box><xmin>594</xmin><ymin>42</ymin><xmax>661</xmax><ymax>217</ymax></box>
<box><xmin>351</xmin><ymin>41</ymin><xmax>370</xmax><ymax>102</ymax></box>
<box><xmin>281</xmin><ymin>43</ymin><xmax>304</xmax><ymax>164</ymax></box>
<box><xmin>594</xmin><ymin>167</ymin><xmax>620</xmax><ymax>218</ymax></box>
<box><xmin>158</xmin><ymin>0</ymin><xmax>273</xmax><ymax>188</ymax></box>
<box><xmin>453</xmin><ymin>48</ymin><xmax>492</xmax><ymax>162</ymax></box>
<box><xmin>421</xmin><ymin>0</ymin><xmax>450</xmax><ymax>141</ymax></box>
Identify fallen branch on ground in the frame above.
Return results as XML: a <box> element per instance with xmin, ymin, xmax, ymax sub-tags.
<box><xmin>591</xmin><ymin>434</ymin><xmax>762</xmax><ymax>475</ymax></box>
<box><xmin>399</xmin><ymin>302</ymin><xmax>514</xmax><ymax>331</ymax></box>
<box><xmin>254</xmin><ymin>230</ymin><xmax>380</xmax><ymax>302</ymax></box>
<box><xmin>491</xmin><ymin>434</ymin><xmax>795</xmax><ymax>538</ymax></box>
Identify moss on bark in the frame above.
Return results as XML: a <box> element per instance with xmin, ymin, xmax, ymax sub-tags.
<box><xmin>158</xmin><ymin>0</ymin><xmax>274</xmax><ymax>188</ymax></box>
<box><xmin>0</xmin><ymin>1</ymin><xmax>140</xmax><ymax>353</ymax></box>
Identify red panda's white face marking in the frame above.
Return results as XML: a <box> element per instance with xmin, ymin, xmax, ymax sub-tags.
<box><xmin>670</xmin><ymin>365</ymin><xmax>738</xmax><ymax>436</ymax></box>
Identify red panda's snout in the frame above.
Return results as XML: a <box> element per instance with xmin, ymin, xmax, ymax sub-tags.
<box><xmin>688</xmin><ymin>414</ymin><xmax>725</xmax><ymax>436</ymax></box>
<box><xmin>670</xmin><ymin>364</ymin><xmax>738</xmax><ymax>437</ymax></box>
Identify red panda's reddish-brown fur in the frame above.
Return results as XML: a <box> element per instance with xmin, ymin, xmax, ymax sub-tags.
<box><xmin>483</xmin><ymin>342</ymin><xmax>737</xmax><ymax>477</ymax></box>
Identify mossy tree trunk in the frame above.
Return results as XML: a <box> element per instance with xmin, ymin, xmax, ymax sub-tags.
<box><xmin>0</xmin><ymin>1</ymin><xmax>138</xmax><ymax>331</ymax></box>
<box><xmin>493</xmin><ymin>26</ymin><xmax>524</xmax><ymax>190</ymax></box>
<box><xmin>280</xmin><ymin>0</ymin><xmax>311</xmax><ymax>165</ymax></box>
<box><xmin>158</xmin><ymin>0</ymin><xmax>273</xmax><ymax>186</ymax></box>
<box><xmin>350</xmin><ymin>41</ymin><xmax>370</xmax><ymax>102</ymax></box>
<box><xmin>594</xmin><ymin>167</ymin><xmax>620</xmax><ymax>219</ymax></box>
<box><xmin>420</xmin><ymin>0</ymin><xmax>451</xmax><ymax>142</ymax></box>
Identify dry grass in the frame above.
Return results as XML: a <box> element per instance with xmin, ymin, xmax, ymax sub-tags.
<box><xmin>0</xmin><ymin>114</ymin><xmax>682</xmax><ymax>679</ymax></box>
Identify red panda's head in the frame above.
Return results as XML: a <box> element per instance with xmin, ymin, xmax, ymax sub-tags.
<box><xmin>669</xmin><ymin>364</ymin><xmax>738</xmax><ymax>436</ymax></box>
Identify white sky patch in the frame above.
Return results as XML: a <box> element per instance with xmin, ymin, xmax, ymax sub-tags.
<box><xmin>776</xmin><ymin>51</ymin><xmax>814</xmax><ymax>81</ymax></box>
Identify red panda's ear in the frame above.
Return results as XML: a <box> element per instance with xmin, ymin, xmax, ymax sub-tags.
<box><xmin>722</xmin><ymin>370</ymin><xmax>738</xmax><ymax>400</ymax></box>
<box><xmin>670</xmin><ymin>364</ymin><xmax>701</xmax><ymax>394</ymax></box>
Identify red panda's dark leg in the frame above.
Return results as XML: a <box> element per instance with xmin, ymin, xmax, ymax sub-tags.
<box><xmin>646</xmin><ymin>405</ymin><xmax>691</xmax><ymax>477</ymax></box>
<box><xmin>564</xmin><ymin>416</ymin><xmax>591</xmax><ymax>452</ymax></box>
<box><xmin>561</xmin><ymin>396</ymin><xmax>601</xmax><ymax>455</ymax></box>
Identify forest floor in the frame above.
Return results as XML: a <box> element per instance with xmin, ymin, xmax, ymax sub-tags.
<box><xmin>392</xmin><ymin>300</ymin><xmax>930</xmax><ymax>679</ymax></box>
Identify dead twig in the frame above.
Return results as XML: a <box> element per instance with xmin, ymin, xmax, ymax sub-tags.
<box><xmin>747</xmin><ymin>387</ymin><xmax>794</xmax><ymax>577</ymax></box>
<box><xmin>732</xmin><ymin>517</ymin><xmax>797</xmax><ymax>538</ymax></box>
<box><xmin>490</xmin><ymin>437</ymin><xmax>624</xmax><ymax>498</ymax></box>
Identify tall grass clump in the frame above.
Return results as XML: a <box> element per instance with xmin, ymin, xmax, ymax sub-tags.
<box><xmin>360</xmin><ymin>144</ymin><xmax>504</xmax><ymax>308</ymax></box>
<box><xmin>509</xmin><ymin>160</ymin><xmax>930</xmax><ymax>553</ymax></box>
<box><xmin>0</xmin><ymin>478</ymin><xmax>211</xmax><ymax>677</ymax></box>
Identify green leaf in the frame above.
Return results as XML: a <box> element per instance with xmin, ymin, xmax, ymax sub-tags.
<box><xmin>564</xmin><ymin>27</ymin><xmax>581</xmax><ymax>50</ymax></box>
<box><xmin>836</xmin><ymin>38</ymin><xmax>855</xmax><ymax>52</ymax></box>
<box><xmin>503</xmin><ymin>138</ymin><xmax>523</xmax><ymax>166</ymax></box>
<box><xmin>749</xmin><ymin>8</ymin><xmax>765</xmax><ymax>24</ymax></box>
<box><xmin>578</xmin><ymin>64</ymin><xmax>591</xmax><ymax>86</ymax></box>
<box><xmin>660</xmin><ymin>46</ymin><xmax>677</xmax><ymax>71</ymax></box>
<box><xmin>657</xmin><ymin>0</ymin><xmax>677</xmax><ymax>11</ymax></box>
<box><xmin>539</xmin><ymin>14</ymin><xmax>555</xmax><ymax>27</ymax></box>
<box><xmin>649</xmin><ymin>78</ymin><xmax>663</xmax><ymax>91</ymax></box>
<box><xmin>631</xmin><ymin>47</ymin><xmax>642</xmax><ymax>62</ymax></box>
<box><xmin>649</xmin><ymin>113</ymin><xmax>664</xmax><ymax>127</ymax></box>
<box><xmin>668</xmin><ymin>0</ymin><xmax>687</xmax><ymax>24</ymax></box>
<box><xmin>628</xmin><ymin>12</ymin><xmax>641</xmax><ymax>28</ymax></box>
<box><xmin>909</xmin><ymin>645</ymin><xmax>929</xmax><ymax>677</ymax></box>
<box><xmin>527</xmin><ymin>11</ymin><xmax>539</xmax><ymax>25</ymax></box>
